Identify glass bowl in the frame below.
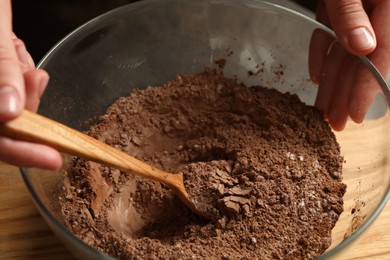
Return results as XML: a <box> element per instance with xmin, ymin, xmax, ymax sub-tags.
<box><xmin>21</xmin><ymin>0</ymin><xmax>390</xmax><ymax>259</ymax></box>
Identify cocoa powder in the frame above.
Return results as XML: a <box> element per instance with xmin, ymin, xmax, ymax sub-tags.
<box><xmin>60</xmin><ymin>69</ymin><xmax>346</xmax><ymax>259</ymax></box>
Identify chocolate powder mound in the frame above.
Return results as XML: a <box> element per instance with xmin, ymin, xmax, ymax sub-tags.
<box><xmin>60</xmin><ymin>69</ymin><xmax>346</xmax><ymax>259</ymax></box>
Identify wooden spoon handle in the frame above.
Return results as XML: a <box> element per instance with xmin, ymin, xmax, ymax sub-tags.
<box><xmin>0</xmin><ymin>110</ymin><xmax>176</xmax><ymax>184</ymax></box>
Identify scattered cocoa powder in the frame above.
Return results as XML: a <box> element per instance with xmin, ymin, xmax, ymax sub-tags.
<box><xmin>60</xmin><ymin>69</ymin><xmax>346</xmax><ymax>259</ymax></box>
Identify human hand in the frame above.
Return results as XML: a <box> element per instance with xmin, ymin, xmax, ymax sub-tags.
<box><xmin>0</xmin><ymin>0</ymin><xmax>62</xmax><ymax>169</ymax></box>
<box><xmin>309</xmin><ymin>0</ymin><xmax>390</xmax><ymax>130</ymax></box>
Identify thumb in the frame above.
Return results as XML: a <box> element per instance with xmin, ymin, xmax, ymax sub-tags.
<box><xmin>0</xmin><ymin>0</ymin><xmax>25</xmax><ymax>122</ymax></box>
<box><xmin>325</xmin><ymin>0</ymin><xmax>376</xmax><ymax>55</ymax></box>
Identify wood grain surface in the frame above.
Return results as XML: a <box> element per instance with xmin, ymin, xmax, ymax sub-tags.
<box><xmin>0</xmin><ymin>161</ymin><xmax>389</xmax><ymax>259</ymax></box>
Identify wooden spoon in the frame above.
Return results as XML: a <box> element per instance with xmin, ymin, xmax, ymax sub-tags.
<box><xmin>0</xmin><ymin>110</ymin><xmax>204</xmax><ymax>217</ymax></box>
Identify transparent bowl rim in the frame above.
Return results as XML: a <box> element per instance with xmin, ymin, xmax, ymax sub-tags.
<box><xmin>21</xmin><ymin>0</ymin><xmax>390</xmax><ymax>259</ymax></box>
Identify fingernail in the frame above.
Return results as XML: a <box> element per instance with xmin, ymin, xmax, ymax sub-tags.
<box><xmin>15</xmin><ymin>41</ymin><xmax>30</xmax><ymax>65</ymax></box>
<box><xmin>348</xmin><ymin>27</ymin><xmax>375</xmax><ymax>52</ymax></box>
<box><xmin>0</xmin><ymin>86</ymin><xmax>21</xmax><ymax>119</ymax></box>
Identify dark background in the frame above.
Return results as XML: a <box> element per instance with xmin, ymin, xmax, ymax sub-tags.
<box><xmin>12</xmin><ymin>0</ymin><xmax>318</xmax><ymax>63</ymax></box>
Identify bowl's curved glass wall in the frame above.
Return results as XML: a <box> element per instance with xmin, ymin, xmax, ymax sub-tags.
<box><xmin>22</xmin><ymin>0</ymin><xmax>390</xmax><ymax>259</ymax></box>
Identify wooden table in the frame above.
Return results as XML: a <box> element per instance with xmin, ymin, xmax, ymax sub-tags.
<box><xmin>0</xmin><ymin>162</ymin><xmax>389</xmax><ymax>259</ymax></box>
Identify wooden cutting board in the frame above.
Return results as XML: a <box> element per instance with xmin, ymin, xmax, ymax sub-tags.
<box><xmin>0</xmin><ymin>162</ymin><xmax>389</xmax><ymax>259</ymax></box>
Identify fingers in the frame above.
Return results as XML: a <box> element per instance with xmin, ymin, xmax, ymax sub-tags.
<box><xmin>348</xmin><ymin>63</ymin><xmax>381</xmax><ymax>123</ymax></box>
<box><xmin>0</xmin><ymin>0</ymin><xmax>25</xmax><ymax>122</ymax></box>
<box><xmin>24</xmin><ymin>69</ymin><xmax>50</xmax><ymax>112</ymax></box>
<box><xmin>327</xmin><ymin>50</ymin><xmax>357</xmax><ymax>131</ymax></box>
<box><xmin>0</xmin><ymin>66</ymin><xmax>59</xmax><ymax>170</ymax></box>
<box><xmin>0</xmin><ymin>1</ymin><xmax>61</xmax><ymax>170</ymax></box>
<box><xmin>311</xmin><ymin>0</ymin><xmax>390</xmax><ymax>130</ymax></box>
<box><xmin>13</xmin><ymin>36</ymin><xmax>35</xmax><ymax>72</ymax></box>
<box><xmin>315</xmin><ymin>42</ymin><xmax>348</xmax><ymax>118</ymax></box>
<box><xmin>13</xmin><ymin>36</ymin><xmax>49</xmax><ymax>112</ymax></box>
<box><xmin>324</xmin><ymin>0</ymin><xmax>376</xmax><ymax>55</ymax></box>
<box><xmin>309</xmin><ymin>29</ymin><xmax>335</xmax><ymax>84</ymax></box>
<box><xmin>1</xmin><ymin>68</ymin><xmax>59</xmax><ymax>169</ymax></box>
<box><xmin>348</xmin><ymin>0</ymin><xmax>390</xmax><ymax>122</ymax></box>
<box><xmin>0</xmin><ymin>136</ymin><xmax>62</xmax><ymax>170</ymax></box>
